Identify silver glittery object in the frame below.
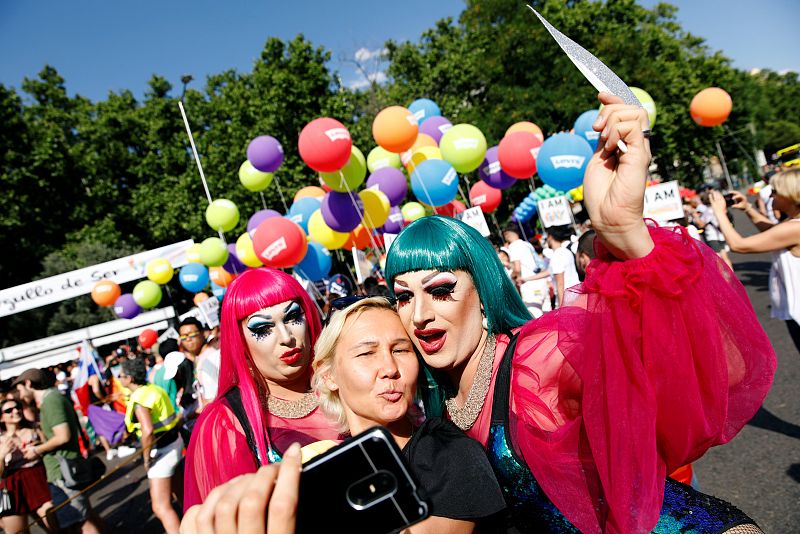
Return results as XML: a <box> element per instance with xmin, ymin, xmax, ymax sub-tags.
<box><xmin>445</xmin><ymin>335</ymin><xmax>496</xmax><ymax>431</ymax></box>
<box><xmin>527</xmin><ymin>6</ymin><xmax>643</xmax><ymax>111</ymax></box>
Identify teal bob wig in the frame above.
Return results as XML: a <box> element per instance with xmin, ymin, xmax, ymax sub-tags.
<box><xmin>385</xmin><ymin>215</ymin><xmax>531</xmax><ymax>335</ymax></box>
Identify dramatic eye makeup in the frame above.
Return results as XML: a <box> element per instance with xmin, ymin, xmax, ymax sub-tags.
<box><xmin>422</xmin><ymin>272</ymin><xmax>458</xmax><ymax>300</ymax></box>
<box><xmin>283</xmin><ymin>301</ymin><xmax>305</xmax><ymax>325</ymax></box>
<box><xmin>246</xmin><ymin>315</ymin><xmax>274</xmax><ymax>342</ymax></box>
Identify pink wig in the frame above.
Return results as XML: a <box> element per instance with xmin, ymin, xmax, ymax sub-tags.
<box><xmin>217</xmin><ymin>267</ymin><xmax>322</xmax><ymax>461</ymax></box>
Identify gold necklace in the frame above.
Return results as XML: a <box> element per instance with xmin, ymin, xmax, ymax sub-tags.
<box><xmin>266</xmin><ymin>392</ymin><xmax>318</xmax><ymax>419</ymax></box>
<box><xmin>445</xmin><ymin>335</ymin><xmax>496</xmax><ymax>431</ymax></box>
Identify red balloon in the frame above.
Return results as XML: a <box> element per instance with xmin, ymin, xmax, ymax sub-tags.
<box><xmin>138</xmin><ymin>329</ymin><xmax>158</xmax><ymax>350</ymax></box>
<box><xmin>469</xmin><ymin>181</ymin><xmax>502</xmax><ymax>213</ymax></box>
<box><xmin>298</xmin><ymin>118</ymin><xmax>352</xmax><ymax>172</ymax></box>
<box><xmin>438</xmin><ymin>199</ymin><xmax>467</xmax><ymax>217</ymax></box>
<box><xmin>342</xmin><ymin>225</ymin><xmax>372</xmax><ymax>250</ymax></box>
<box><xmin>253</xmin><ymin>217</ymin><xmax>308</xmax><ymax>268</ymax></box>
<box><xmin>498</xmin><ymin>132</ymin><xmax>542</xmax><ymax>179</ymax></box>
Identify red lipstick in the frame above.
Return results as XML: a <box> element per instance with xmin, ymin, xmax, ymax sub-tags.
<box><xmin>280</xmin><ymin>347</ymin><xmax>303</xmax><ymax>365</ymax></box>
<box><xmin>414</xmin><ymin>328</ymin><xmax>447</xmax><ymax>354</ymax></box>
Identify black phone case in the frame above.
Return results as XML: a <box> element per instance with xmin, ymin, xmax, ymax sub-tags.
<box><xmin>295</xmin><ymin>426</ymin><xmax>429</xmax><ymax>534</ymax></box>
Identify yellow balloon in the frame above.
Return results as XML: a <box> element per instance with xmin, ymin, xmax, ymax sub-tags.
<box><xmin>235</xmin><ymin>232</ymin><xmax>263</xmax><ymax>268</ymax></box>
<box><xmin>146</xmin><ymin>258</ymin><xmax>174</xmax><ymax>285</ymax></box>
<box><xmin>359</xmin><ymin>189</ymin><xmax>391</xmax><ymax>229</ymax></box>
<box><xmin>401</xmin><ymin>202</ymin><xmax>426</xmax><ymax>222</ymax></box>
<box><xmin>308</xmin><ymin>210</ymin><xmax>349</xmax><ymax>250</ymax></box>
<box><xmin>186</xmin><ymin>243</ymin><xmax>202</xmax><ymax>263</ymax></box>
<box><xmin>406</xmin><ymin>146</ymin><xmax>442</xmax><ymax>174</ymax></box>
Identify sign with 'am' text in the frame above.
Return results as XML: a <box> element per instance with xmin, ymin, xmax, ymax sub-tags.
<box><xmin>537</xmin><ymin>196</ymin><xmax>574</xmax><ymax>228</ymax></box>
<box><xmin>643</xmin><ymin>181</ymin><xmax>684</xmax><ymax>222</ymax></box>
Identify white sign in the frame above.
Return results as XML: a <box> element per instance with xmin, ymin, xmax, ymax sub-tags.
<box><xmin>198</xmin><ymin>297</ymin><xmax>220</xmax><ymax>328</ymax></box>
<box><xmin>383</xmin><ymin>233</ymin><xmax>398</xmax><ymax>251</ymax></box>
<box><xmin>643</xmin><ymin>181</ymin><xmax>684</xmax><ymax>222</ymax></box>
<box><xmin>157</xmin><ymin>327</ymin><xmax>179</xmax><ymax>344</ymax></box>
<box><xmin>0</xmin><ymin>240</ymin><xmax>194</xmax><ymax>317</ymax></box>
<box><xmin>456</xmin><ymin>207</ymin><xmax>491</xmax><ymax>237</ymax></box>
<box><xmin>537</xmin><ymin>196</ymin><xmax>574</xmax><ymax>228</ymax></box>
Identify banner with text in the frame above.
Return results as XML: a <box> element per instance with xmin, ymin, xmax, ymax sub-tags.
<box><xmin>537</xmin><ymin>196</ymin><xmax>574</xmax><ymax>228</ymax></box>
<box><xmin>643</xmin><ymin>181</ymin><xmax>684</xmax><ymax>222</ymax></box>
<box><xmin>456</xmin><ymin>207</ymin><xmax>491</xmax><ymax>237</ymax></box>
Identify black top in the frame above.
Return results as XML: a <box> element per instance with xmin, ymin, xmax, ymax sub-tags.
<box><xmin>174</xmin><ymin>358</ymin><xmax>196</xmax><ymax>409</ymax></box>
<box><xmin>403</xmin><ymin>417</ymin><xmax>506</xmax><ymax>522</ymax></box>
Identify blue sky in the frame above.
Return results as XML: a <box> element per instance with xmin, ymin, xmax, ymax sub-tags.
<box><xmin>1</xmin><ymin>1</ymin><xmax>797</xmax><ymax>103</ymax></box>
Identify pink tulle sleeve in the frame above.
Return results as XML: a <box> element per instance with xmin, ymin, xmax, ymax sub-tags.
<box><xmin>184</xmin><ymin>400</ymin><xmax>258</xmax><ymax>511</ymax></box>
<box><xmin>507</xmin><ymin>225</ymin><xmax>776</xmax><ymax>533</ymax></box>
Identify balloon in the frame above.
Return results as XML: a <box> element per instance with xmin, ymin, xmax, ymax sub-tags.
<box><xmin>406</xmin><ymin>146</ymin><xmax>442</xmax><ymax>174</ymax></box>
<box><xmin>145</xmin><ymin>258</ymin><xmax>173</xmax><ymax>285</ymax></box>
<box><xmin>569</xmin><ymin>185</ymin><xmax>584</xmax><ymax>202</ymax></box>
<box><xmin>193</xmin><ymin>292</ymin><xmax>210</xmax><ymax>306</ymax></box>
<box><xmin>298</xmin><ymin>118</ymin><xmax>352</xmax><ymax>172</ymax></box>
<box><xmin>359</xmin><ymin>189</ymin><xmax>391</xmax><ymax>229</ymax></box>
<box><xmin>479</xmin><ymin>146</ymin><xmax>516</xmax><ymax>190</ymax></box>
<box><xmin>469</xmin><ymin>181</ymin><xmax>502</xmax><ymax>213</ymax></box>
<box><xmin>287</xmin><ymin>197</ymin><xmax>322</xmax><ymax>233</ymax></box>
<box><xmin>536</xmin><ymin>133</ymin><xmax>594</xmax><ymax>191</ymax></box>
<box><xmin>438</xmin><ymin>199</ymin><xmax>467</xmax><ymax>217</ymax></box>
<box><xmin>211</xmin><ymin>282</ymin><xmax>227</xmax><ymax>301</ymax></box>
<box><xmin>223</xmin><ymin>244</ymin><xmax>247</xmax><ymax>274</ymax></box>
<box><xmin>573</xmin><ymin>110</ymin><xmax>601</xmax><ymax>150</ymax></box>
<box><xmin>247</xmin><ymin>135</ymin><xmax>284</xmax><ymax>172</ymax></box>
<box><xmin>308</xmin><ymin>209</ymin><xmax>349</xmax><ymax>250</ymax></box>
<box><xmin>327</xmin><ymin>273</ymin><xmax>354</xmax><ymax>297</ymax></box>
<box><xmin>91</xmin><ymin>279</ymin><xmax>121</xmax><ymax>307</ymax></box>
<box><xmin>294</xmin><ymin>186</ymin><xmax>326</xmax><ymax>202</ymax></box>
<box><xmin>506</xmin><ymin>121</ymin><xmax>544</xmax><ymax>142</ymax></box>
<box><xmin>247</xmin><ymin>209</ymin><xmax>281</xmax><ymax>237</ymax></box>
<box><xmin>114</xmin><ymin>293</ymin><xmax>141</xmax><ymax>320</ymax></box>
<box><xmin>238</xmin><ymin>160</ymin><xmax>273</xmax><ymax>192</ymax></box>
<box><xmin>382</xmin><ymin>206</ymin><xmax>405</xmax><ymax>233</ymax></box>
<box><xmin>342</xmin><ymin>225</ymin><xmax>372</xmax><ymax>250</ymax></box>
<box><xmin>497</xmin><ymin>131</ymin><xmax>542</xmax><ymax>179</ymax></box>
<box><xmin>199</xmin><ymin>237</ymin><xmax>229</xmax><ymax>267</ymax></box>
<box><xmin>439</xmin><ymin>124</ymin><xmax>487</xmax><ymax>173</ymax></box>
<box><xmin>401</xmin><ymin>202</ymin><xmax>426</xmax><ymax>223</ymax></box>
<box><xmin>179</xmin><ymin>263</ymin><xmax>210</xmax><ymax>293</ymax></box>
<box><xmin>367</xmin><ymin>146</ymin><xmax>402</xmax><ymax>172</ymax></box>
<box><xmin>408</xmin><ymin>98</ymin><xmax>441</xmax><ymax>123</ymax></box>
<box><xmin>410</xmin><ymin>159</ymin><xmax>459</xmax><ymax>207</ymax></box>
<box><xmin>132</xmin><ymin>280</ymin><xmax>162</xmax><ymax>309</ymax></box>
<box><xmin>366</xmin><ymin>167</ymin><xmax>407</xmax><ymax>206</ymax></box>
<box><xmin>401</xmin><ymin>134</ymin><xmax>438</xmax><ymax>167</ymax></box>
<box><xmin>319</xmin><ymin>146</ymin><xmax>367</xmax><ymax>192</ymax></box>
<box><xmin>138</xmin><ymin>329</ymin><xmax>158</xmax><ymax>350</ymax></box>
<box><xmin>253</xmin><ymin>218</ymin><xmax>308</xmax><ymax>268</ymax></box>
<box><xmin>372</xmin><ymin>106</ymin><xmax>418</xmax><ymax>153</ymax></box>
<box><xmin>186</xmin><ymin>243</ymin><xmax>202</xmax><ymax>263</ymax></box>
<box><xmin>690</xmin><ymin>87</ymin><xmax>732</xmax><ymax>127</ymax></box>
<box><xmin>295</xmin><ymin>241</ymin><xmax>332</xmax><ymax>281</ymax></box>
<box><xmin>321</xmin><ymin>191</ymin><xmax>363</xmax><ymax>233</ymax></box>
<box><xmin>205</xmin><ymin>199</ymin><xmax>240</xmax><ymax>233</ymax></box>
<box><xmin>419</xmin><ymin>116</ymin><xmax>452</xmax><ymax>144</ymax></box>
<box><xmin>235</xmin><ymin>232</ymin><xmax>263</xmax><ymax>268</ymax></box>
<box><xmin>631</xmin><ymin>87</ymin><xmax>657</xmax><ymax>128</ymax></box>
<box><xmin>209</xmin><ymin>266</ymin><xmax>235</xmax><ymax>288</ymax></box>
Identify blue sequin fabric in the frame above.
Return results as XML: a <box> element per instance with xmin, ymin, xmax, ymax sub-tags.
<box><xmin>487</xmin><ymin>423</ymin><xmax>756</xmax><ymax>533</ymax></box>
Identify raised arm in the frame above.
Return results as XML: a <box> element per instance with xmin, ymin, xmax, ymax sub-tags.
<box><xmin>709</xmin><ymin>191</ymin><xmax>800</xmax><ymax>253</ymax></box>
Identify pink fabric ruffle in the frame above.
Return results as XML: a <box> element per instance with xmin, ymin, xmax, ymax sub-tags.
<box><xmin>506</xmin><ymin>226</ymin><xmax>776</xmax><ymax>533</ymax></box>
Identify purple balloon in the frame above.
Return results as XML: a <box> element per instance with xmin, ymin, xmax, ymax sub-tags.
<box><xmin>419</xmin><ymin>116</ymin><xmax>452</xmax><ymax>144</ymax></box>
<box><xmin>247</xmin><ymin>136</ymin><xmax>284</xmax><ymax>173</ymax></box>
<box><xmin>366</xmin><ymin>168</ymin><xmax>407</xmax><ymax>207</ymax></box>
<box><xmin>247</xmin><ymin>209</ymin><xmax>281</xmax><ymax>237</ymax></box>
<box><xmin>223</xmin><ymin>244</ymin><xmax>247</xmax><ymax>274</ymax></box>
<box><xmin>321</xmin><ymin>191</ymin><xmax>363</xmax><ymax>233</ymax></box>
<box><xmin>114</xmin><ymin>293</ymin><xmax>141</xmax><ymax>320</ymax></box>
<box><xmin>382</xmin><ymin>206</ymin><xmax>405</xmax><ymax>234</ymax></box>
<box><xmin>479</xmin><ymin>146</ymin><xmax>516</xmax><ymax>190</ymax></box>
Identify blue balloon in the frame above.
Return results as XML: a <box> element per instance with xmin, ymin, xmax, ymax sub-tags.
<box><xmin>327</xmin><ymin>273</ymin><xmax>354</xmax><ymax>297</ymax></box>
<box><xmin>179</xmin><ymin>263</ymin><xmax>209</xmax><ymax>293</ymax></box>
<box><xmin>521</xmin><ymin>198</ymin><xmax>536</xmax><ymax>208</ymax></box>
<box><xmin>211</xmin><ymin>282</ymin><xmax>227</xmax><ymax>301</ymax></box>
<box><xmin>295</xmin><ymin>242</ymin><xmax>332</xmax><ymax>282</ymax></box>
<box><xmin>537</xmin><ymin>133</ymin><xmax>594</xmax><ymax>192</ymax></box>
<box><xmin>287</xmin><ymin>197</ymin><xmax>322</xmax><ymax>233</ymax></box>
<box><xmin>410</xmin><ymin>159</ymin><xmax>459</xmax><ymax>207</ymax></box>
<box><xmin>573</xmin><ymin>109</ymin><xmax>601</xmax><ymax>150</ymax></box>
<box><xmin>408</xmin><ymin>98</ymin><xmax>441</xmax><ymax>124</ymax></box>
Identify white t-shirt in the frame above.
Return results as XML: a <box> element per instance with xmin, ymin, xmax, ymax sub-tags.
<box><xmin>758</xmin><ymin>185</ymin><xmax>779</xmax><ymax>224</ymax></box>
<box><xmin>507</xmin><ymin>239</ymin><xmax>549</xmax><ymax>304</ymax></box>
<box><xmin>549</xmin><ymin>242</ymin><xmax>580</xmax><ymax>300</ymax></box>
<box><xmin>196</xmin><ymin>347</ymin><xmax>221</xmax><ymax>401</ymax></box>
<box><xmin>696</xmin><ymin>204</ymin><xmax>725</xmax><ymax>242</ymax></box>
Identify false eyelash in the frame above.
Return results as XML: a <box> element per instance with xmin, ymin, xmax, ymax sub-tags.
<box><xmin>428</xmin><ymin>283</ymin><xmax>456</xmax><ymax>300</ymax></box>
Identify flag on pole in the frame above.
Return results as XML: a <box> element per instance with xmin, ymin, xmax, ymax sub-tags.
<box><xmin>73</xmin><ymin>340</ymin><xmax>103</xmax><ymax>415</ymax></box>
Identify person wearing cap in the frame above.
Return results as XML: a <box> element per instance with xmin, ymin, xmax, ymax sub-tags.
<box><xmin>14</xmin><ymin>369</ymin><xmax>103</xmax><ymax>533</ymax></box>
<box><xmin>120</xmin><ymin>358</ymin><xmax>183</xmax><ymax>534</ymax></box>
<box><xmin>152</xmin><ymin>339</ymin><xmax>179</xmax><ymax>409</ymax></box>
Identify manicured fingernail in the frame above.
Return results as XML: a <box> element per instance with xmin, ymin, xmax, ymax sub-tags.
<box><xmin>601</xmin><ymin>127</ymin><xmax>609</xmax><ymax>139</ymax></box>
<box><xmin>592</xmin><ymin>117</ymin><xmax>603</xmax><ymax>128</ymax></box>
<box><xmin>286</xmin><ymin>442</ymin><xmax>301</xmax><ymax>458</ymax></box>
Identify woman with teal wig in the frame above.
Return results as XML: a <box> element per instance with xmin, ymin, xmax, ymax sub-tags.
<box><xmin>385</xmin><ymin>94</ymin><xmax>774</xmax><ymax>533</ymax></box>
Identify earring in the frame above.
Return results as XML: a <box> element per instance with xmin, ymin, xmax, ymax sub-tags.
<box><xmin>482</xmin><ymin>315</ymin><xmax>489</xmax><ymax>330</ymax></box>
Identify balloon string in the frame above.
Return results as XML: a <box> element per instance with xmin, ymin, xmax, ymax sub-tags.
<box><xmin>410</xmin><ymin>166</ymin><xmax>439</xmax><ymax>215</ymax></box>
<box><xmin>272</xmin><ymin>174</ymin><xmax>290</xmax><ymax>213</ymax></box>
<box><xmin>178</xmin><ymin>101</ymin><xmax>213</xmax><ymax>205</ymax></box>
<box><xmin>518</xmin><ymin>221</ymin><xmax>530</xmax><ymax>242</ymax></box>
<box><xmin>458</xmin><ymin>183</ymin><xmax>471</xmax><ymax>207</ymax></box>
<box><xmin>293</xmin><ymin>269</ymin><xmax>326</xmax><ymax>318</ymax></box>
<box><xmin>340</xmin><ymin>171</ymin><xmax>385</xmax><ymax>256</ymax></box>
<box><xmin>528</xmin><ymin>178</ymin><xmax>536</xmax><ymax>194</ymax></box>
<box><xmin>259</xmin><ymin>192</ymin><xmax>268</xmax><ymax>210</ymax></box>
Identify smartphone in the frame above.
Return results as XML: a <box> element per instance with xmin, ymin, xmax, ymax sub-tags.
<box><xmin>295</xmin><ymin>426</ymin><xmax>429</xmax><ymax>534</ymax></box>
<box><xmin>723</xmin><ymin>192</ymin><xmax>735</xmax><ymax>207</ymax></box>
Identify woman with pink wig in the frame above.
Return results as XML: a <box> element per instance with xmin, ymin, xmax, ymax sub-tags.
<box><xmin>183</xmin><ymin>268</ymin><xmax>339</xmax><ymax>509</ymax></box>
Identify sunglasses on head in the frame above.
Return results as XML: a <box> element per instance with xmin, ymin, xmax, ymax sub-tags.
<box><xmin>323</xmin><ymin>295</ymin><xmax>397</xmax><ymax>327</ymax></box>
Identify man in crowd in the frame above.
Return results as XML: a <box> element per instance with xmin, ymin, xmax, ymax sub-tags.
<box><xmin>503</xmin><ymin>223</ymin><xmax>551</xmax><ymax>318</ymax></box>
<box><xmin>152</xmin><ymin>339</ymin><xmax>179</xmax><ymax>409</ymax></box>
<box><xmin>546</xmin><ymin>225</ymin><xmax>581</xmax><ymax>308</ymax></box>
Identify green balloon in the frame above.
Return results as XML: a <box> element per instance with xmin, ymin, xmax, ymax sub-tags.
<box><xmin>320</xmin><ymin>146</ymin><xmax>367</xmax><ymax>192</ymax></box>
<box><xmin>630</xmin><ymin>87</ymin><xmax>657</xmax><ymax>128</ymax></box>
<box><xmin>238</xmin><ymin>160</ymin><xmax>273</xmax><ymax>192</ymax></box>
<box><xmin>206</xmin><ymin>199</ymin><xmax>240</xmax><ymax>232</ymax></box>
<box><xmin>439</xmin><ymin>124</ymin><xmax>487</xmax><ymax>173</ymax></box>
<box><xmin>132</xmin><ymin>280</ymin><xmax>162</xmax><ymax>309</ymax></box>
<box><xmin>367</xmin><ymin>146</ymin><xmax>402</xmax><ymax>172</ymax></box>
<box><xmin>199</xmin><ymin>237</ymin><xmax>229</xmax><ymax>267</ymax></box>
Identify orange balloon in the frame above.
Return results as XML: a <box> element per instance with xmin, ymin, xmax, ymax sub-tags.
<box><xmin>91</xmin><ymin>279</ymin><xmax>121</xmax><ymax>307</ymax></box>
<box><xmin>342</xmin><ymin>225</ymin><xmax>372</xmax><ymax>250</ymax></box>
<box><xmin>506</xmin><ymin>121</ymin><xmax>544</xmax><ymax>142</ymax></box>
<box><xmin>373</xmin><ymin>106</ymin><xmax>419</xmax><ymax>153</ymax></box>
<box><xmin>193</xmin><ymin>292</ymin><xmax>210</xmax><ymax>305</ymax></box>
<box><xmin>294</xmin><ymin>186</ymin><xmax>326</xmax><ymax>202</ymax></box>
<box><xmin>401</xmin><ymin>134</ymin><xmax>438</xmax><ymax>166</ymax></box>
<box><xmin>690</xmin><ymin>87</ymin><xmax>732</xmax><ymax>127</ymax></box>
<box><xmin>209</xmin><ymin>266</ymin><xmax>235</xmax><ymax>288</ymax></box>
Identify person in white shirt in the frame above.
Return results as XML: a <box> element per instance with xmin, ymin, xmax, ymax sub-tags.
<box><xmin>757</xmin><ymin>171</ymin><xmax>780</xmax><ymax>224</ymax></box>
<box><xmin>503</xmin><ymin>225</ymin><xmax>551</xmax><ymax>318</ymax></box>
<box><xmin>691</xmin><ymin>193</ymin><xmax>733</xmax><ymax>269</ymax></box>
<box><xmin>546</xmin><ymin>225</ymin><xmax>580</xmax><ymax>308</ymax></box>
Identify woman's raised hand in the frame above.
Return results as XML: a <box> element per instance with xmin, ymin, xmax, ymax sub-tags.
<box><xmin>583</xmin><ymin>92</ymin><xmax>654</xmax><ymax>259</ymax></box>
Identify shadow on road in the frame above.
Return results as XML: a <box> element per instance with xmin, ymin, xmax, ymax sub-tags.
<box><xmin>732</xmin><ymin>261</ymin><xmax>771</xmax><ymax>292</ymax></box>
<box><xmin>747</xmin><ymin>406</ymin><xmax>800</xmax><ymax>439</ymax></box>
<box><xmin>788</xmin><ymin>464</ymin><xmax>800</xmax><ymax>484</ymax></box>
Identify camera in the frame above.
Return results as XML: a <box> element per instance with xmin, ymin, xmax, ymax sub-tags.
<box><xmin>723</xmin><ymin>192</ymin><xmax>735</xmax><ymax>207</ymax></box>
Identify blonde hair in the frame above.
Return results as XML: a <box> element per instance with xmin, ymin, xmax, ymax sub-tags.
<box><xmin>312</xmin><ymin>297</ymin><xmax>397</xmax><ymax>433</ymax></box>
<box><xmin>771</xmin><ymin>168</ymin><xmax>800</xmax><ymax>204</ymax></box>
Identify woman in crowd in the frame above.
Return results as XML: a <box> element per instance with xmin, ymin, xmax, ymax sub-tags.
<box><xmin>384</xmin><ymin>94</ymin><xmax>775</xmax><ymax>533</ymax></box>
<box><xmin>709</xmin><ymin>169</ymin><xmax>800</xmax><ymax>352</ymax></box>
<box><xmin>312</xmin><ymin>297</ymin><xmax>506</xmax><ymax>532</ymax></box>
<box><xmin>0</xmin><ymin>399</ymin><xmax>52</xmax><ymax>533</ymax></box>
<box><xmin>184</xmin><ymin>267</ymin><xmax>339</xmax><ymax>509</ymax></box>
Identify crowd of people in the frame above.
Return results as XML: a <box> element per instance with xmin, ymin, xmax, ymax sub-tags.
<box><xmin>1</xmin><ymin>96</ymin><xmax>797</xmax><ymax>533</ymax></box>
